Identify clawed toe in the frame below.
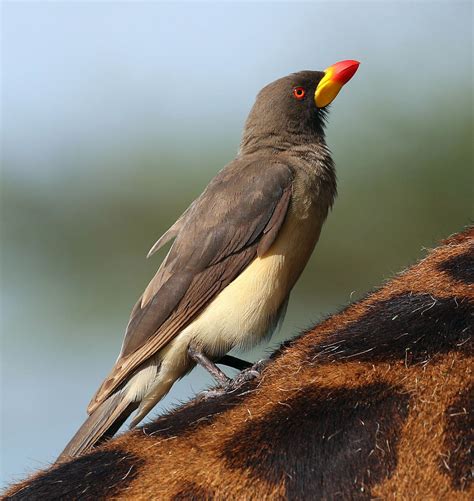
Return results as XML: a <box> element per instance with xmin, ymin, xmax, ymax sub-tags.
<box><xmin>197</xmin><ymin>388</ymin><xmax>227</xmax><ymax>401</ymax></box>
<box><xmin>224</xmin><ymin>360</ymin><xmax>265</xmax><ymax>392</ymax></box>
<box><xmin>197</xmin><ymin>360</ymin><xmax>266</xmax><ymax>400</ymax></box>
<box><xmin>228</xmin><ymin>369</ymin><xmax>258</xmax><ymax>386</ymax></box>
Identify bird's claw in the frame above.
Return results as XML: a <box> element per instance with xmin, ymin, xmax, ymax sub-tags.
<box><xmin>227</xmin><ymin>359</ymin><xmax>266</xmax><ymax>389</ymax></box>
<box><xmin>197</xmin><ymin>388</ymin><xmax>227</xmax><ymax>401</ymax></box>
<box><xmin>198</xmin><ymin>360</ymin><xmax>266</xmax><ymax>401</ymax></box>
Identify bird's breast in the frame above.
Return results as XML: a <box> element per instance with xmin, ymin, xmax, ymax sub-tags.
<box><xmin>172</xmin><ymin>200</ymin><xmax>325</xmax><ymax>358</ymax></box>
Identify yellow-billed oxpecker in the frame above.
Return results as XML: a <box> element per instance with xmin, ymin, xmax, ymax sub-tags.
<box><xmin>59</xmin><ymin>60</ymin><xmax>360</xmax><ymax>460</ymax></box>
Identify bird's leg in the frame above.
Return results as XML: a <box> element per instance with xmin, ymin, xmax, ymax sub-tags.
<box><xmin>187</xmin><ymin>344</ymin><xmax>231</xmax><ymax>386</ymax></box>
<box><xmin>216</xmin><ymin>355</ymin><xmax>252</xmax><ymax>371</ymax></box>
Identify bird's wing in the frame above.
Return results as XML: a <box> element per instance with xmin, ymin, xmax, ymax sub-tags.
<box><xmin>146</xmin><ymin>203</ymin><xmax>194</xmax><ymax>258</ymax></box>
<box><xmin>88</xmin><ymin>159</ymin><xmax>293</xmax><ymax>413</ymax></box>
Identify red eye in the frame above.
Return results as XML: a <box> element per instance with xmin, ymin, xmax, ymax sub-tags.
<box><xmin>293</xmin><ymin>86</ymin><xmax>306</xmax><ymax>100</ymax></box>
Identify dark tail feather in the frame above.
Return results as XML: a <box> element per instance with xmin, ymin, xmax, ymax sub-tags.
<box><xmin>57</xmin><ymin>392</ymin><xmax>138</xmax><ymax>462</ymax></box>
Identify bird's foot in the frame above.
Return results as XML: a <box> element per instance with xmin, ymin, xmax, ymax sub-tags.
<box><xmin>197</xmin><ymin>360</ymin><xmax>266</xmax><ymax>401</ymax></box>
<box><xmin>224</xmin><ymin>359</ymin><xmax>265</xmax><ymax>392</ymax></box>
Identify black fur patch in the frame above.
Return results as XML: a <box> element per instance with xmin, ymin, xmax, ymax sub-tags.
<box><xmin>438</xmin><ymin>250</ymin><xmax>474</xmax><ymax>284</ymax></box>
<box><xmin>439</xmin><ymin>384</ymin><xmax>473</xmax><ymax>491</ymax></box>
<box><xmin>172</xmin><ymin>482</ymin><xmax>214</xmax><ymax>500</ymax></box>
<box><xmin>142</xmin><ymin>379</ymin><xmax>256</xmax><ymax>439</ymax></box>
<box><xmin>4</xmin><ymin>450</ymin><xmax>143</xmax><ymax>500</ymax></box>
<box><xmin>308</xmin><ymin>293</ymin><xmax>472</xmax><ymax>365</ymax></box>
<box><xmin>223</xmin><ymin>383</ymin><xmax>409</xmax><ymax>500</ymax></box>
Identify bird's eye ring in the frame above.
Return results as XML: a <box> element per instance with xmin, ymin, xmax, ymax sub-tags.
<box><xmin>292</xmin><ymin>87</ymin><xmax>306</xmax><ymax>100</ymax></box>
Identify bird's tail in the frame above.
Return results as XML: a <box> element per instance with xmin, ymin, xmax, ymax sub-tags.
<box><xmin>57</xmin><ymin>391</ymin><xmax>138</xmax><ymax>462</ymax></box>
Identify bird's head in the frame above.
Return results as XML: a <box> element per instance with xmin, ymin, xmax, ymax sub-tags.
<box><xmin>241</xmin><ymin>60</ymin><xmax>359</xmax><ymax>151</ymax></box>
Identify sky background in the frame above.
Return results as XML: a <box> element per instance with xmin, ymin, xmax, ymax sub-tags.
<box><xmin>1</xmin><ymin>0</ymin><xmax>473</xmax><ymax>488</ymax></box>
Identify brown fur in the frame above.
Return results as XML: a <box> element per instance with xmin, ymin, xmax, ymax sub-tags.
<box><xmin>4</xmin><ymin>228</ymin><xmax>473</xmax><ymax>500</ymax></box>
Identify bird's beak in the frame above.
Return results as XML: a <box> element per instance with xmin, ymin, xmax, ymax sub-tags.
<box><xmin>315</xmin><ymin>60</ymin><xmax>360</xmax><ymax>108</ymax></box>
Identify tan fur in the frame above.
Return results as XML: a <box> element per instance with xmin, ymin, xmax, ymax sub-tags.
<box><xmin>4</xmin><ymin>228</ymin><xmax>472</xmax><ymax>500</ymax></box>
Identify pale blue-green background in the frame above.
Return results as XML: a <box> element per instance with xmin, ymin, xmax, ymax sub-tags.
<box><xmin>1</xmin><ymin>1</ymin><xmax>472</xmax><ymax>488</ymax></box>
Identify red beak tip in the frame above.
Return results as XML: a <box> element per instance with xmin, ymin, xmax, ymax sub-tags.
<box><xmin>331</xmin><ymin>59</ymin><xmax>360</xmax><ymax>84</ymax></box>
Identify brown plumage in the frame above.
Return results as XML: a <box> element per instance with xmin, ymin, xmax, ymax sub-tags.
<box><xmin>4</xmin><ymin>228</ymin><xmax>472</xmax><ymax>500</ymax></box>
<box><xmin>58</xmin><ymin>63</ymin><xmax>359</xmax><ymax>460</ymax></box>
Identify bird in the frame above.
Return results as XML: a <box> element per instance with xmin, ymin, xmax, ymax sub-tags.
<box><xmin>59</xmin><ymin>60</ymin><xmax>360</xmax><ymax>460</ymax></box>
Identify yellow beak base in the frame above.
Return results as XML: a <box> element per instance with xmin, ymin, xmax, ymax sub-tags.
<box><xmin>314</xmin><ymin>76</ymin><xmax>343</xmax><ymax>108</ymax></box>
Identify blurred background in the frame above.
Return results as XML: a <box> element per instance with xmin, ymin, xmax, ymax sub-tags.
<box><xmin>1</xmin><ymin>1</ymin><xmax>472</xmax><ymax>487</ymax></box>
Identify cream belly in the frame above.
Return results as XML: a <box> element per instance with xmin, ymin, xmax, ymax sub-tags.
<box><xmin>126</xmin><ymin>203</ymin><xmax>324</xmax><ymax>423</ymax></box>
<box><xmin>172</xmin><ymin>202</ymin><xmax>323</xmax><ymax>355</ymax></box>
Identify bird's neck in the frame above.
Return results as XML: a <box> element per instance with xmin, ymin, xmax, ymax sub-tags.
<box><xmin>239</xmin><ymin>131</ymin><xmax>337</xmax><ymax>214</ymax></box>
<box><xmin>239</xmin><ymin>128</ymin><xmax>324</xmax><ymax>155</ymax></box>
